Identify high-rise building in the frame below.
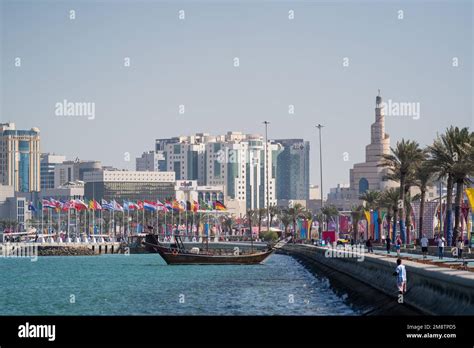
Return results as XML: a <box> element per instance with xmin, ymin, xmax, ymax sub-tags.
<box><xmin>154</xmin><ymin>131</ymin><xmax>282</xmax><ymax>216</ymax></box>
<box><xmin>274</xmin><ymin>139</ymin><xmax>310</xmax><ymax>201</ymax></box>
<box><xmin>40</xmin><ymin>153</ymin><xmax>66</xmax><ymax>189</ymax></box>
<box><xmin>136</xmin><ymin>151</ymin><xmax>166</xmax><ymax>172</ymax></box>
<box><xmin>0</xmin><ymin>123</ymin><xmax>41</xmax><ymax>192</ymax></box>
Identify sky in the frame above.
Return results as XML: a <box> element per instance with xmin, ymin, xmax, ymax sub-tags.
<box><xmin>1</xmin><ymin>0</ymin><xmax>472</xmax><ymax>198</ymax></box>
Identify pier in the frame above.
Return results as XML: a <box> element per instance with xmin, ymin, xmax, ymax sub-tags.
<box><xmin>1</xmin><ymin>241</ymin><xmax>121</xmax><ymax>256</ymax></box>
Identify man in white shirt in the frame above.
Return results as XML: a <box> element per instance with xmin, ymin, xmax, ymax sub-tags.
<box><xmin>420</xmin><ymin>235</ymin><xmax>429</xmax><ymax>259</ymax></box>
<box><xmin>393</xmin><ymin>258</ymin><xmax>407</xmax><ymax>294</ymax></box>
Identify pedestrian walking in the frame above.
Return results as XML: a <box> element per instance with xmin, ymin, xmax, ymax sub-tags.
<box><xmin>456</xmin><ymin>237</ymin><xmax>464</xmax><ymax>259</ymax></box>
<box><xmin>386</xmin><ymin>236</ymin><xmax>391</xmax><ymax>254</ymax></box>
<box><xmin>366</xmin><ymin>237</ymin><xmax>373</xmax><ymax>253</ymax></box>
<box><xmin>393</xmin><ymin>258</ymin><xmax>407</xmax><ymax>294</ymax></box>
<box><xmin>420</xmin><ymin>234</ymin><xmax>429</xmax><ymax>259</ymax></box>
<box><xmin>396</xmin><ymin>235</ymin><xmax>402</xmax><ymax>257</ymax></box>
<box><xmin>437</xmin><ymin>234</ymin><xmax>445</xmax><ymax>259</ymax></box>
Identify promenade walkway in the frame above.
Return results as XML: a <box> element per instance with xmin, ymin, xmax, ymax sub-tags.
<box><xmin>370</xmin><ymin>246</ymin><xmax>474</xmax><ymax>272</ymax></box>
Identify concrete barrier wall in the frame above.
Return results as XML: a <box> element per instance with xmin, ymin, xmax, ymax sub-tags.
<box><xmin>282</xmin><ymin>244</ymin><xmax>474</xmax><ymax>315</ymax></box>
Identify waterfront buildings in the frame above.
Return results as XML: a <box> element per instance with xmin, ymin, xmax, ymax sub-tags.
<box><xmin>136</xmin><ymin>151</ymin><xmax>166</xmax><ymax>172</ymax></box>
<box><xmin>0</xmin><ymin>184</ymin><xmax>31</xmax><ymax>230</ymax></box>
<box><xmin>274</xmin><ymin>139</ymin><xmax>310</xmax><ymax>202</ymax></box>
<box><xmin>154</xmin><ymin>131</ymin><xmax>283</xmax><ymax>216</ymax></box>
<box><xmin>174</xmin><ymin>180</ymin><xmax>224</xmax><ymax>205</ymax></box>
<box><xmin>40</xmin><ymin>153</ymin><xmax>66</xmax><ymax>189</ymax></box>
<box><xmin>54</xmin><ymin>159</ymin><xmax>102</xmax><ymax>188</ymax></box>
<box><xmin>83</xmin><ymin>170</ymin><xmax>175</xmax><ymax>202</ymax></box>
<box><xmin>0</xmin><ymin>123</ymin><xmax>41</xmax><ymax>192</ymax></box>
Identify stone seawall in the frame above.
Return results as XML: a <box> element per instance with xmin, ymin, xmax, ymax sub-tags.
<box><xmin>281</xmin><ymin>244</ymin><xmax>474</xmax><ymax>315</ymax></box>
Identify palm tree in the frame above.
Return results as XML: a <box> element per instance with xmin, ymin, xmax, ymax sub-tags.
<box><xmin>350</xmin><ymin>205</ymin><xmax>364</xmax><ymax>242</ymax></box>
<box><xmin>314</xmin><ymin>212</ymin><xmax>324</xmax><ymax>239</ymax></box>
<box><xmin>268</xmin><ymin>205</ymin><xmax>279</xmax><ymax>229</ymax></box>
<box><xmin>280</xmin><ymin>209</ymin><xmax>291</xmax><ymax>237</ymax></box>
<box><xmin>413</xmin><ymin>158</ymin><xmax>434</xmax><ymax>240</ymax></box>
<box><xmin>221</xmin><ymin>215</ymin><xmax>234</xmax><ymax>234</ymax></box>
<box><xmin>428</xmin><ymin>127</ymin><xmax>474</xmax><ymax>245</ymax></box>
<box><xmin>359</xmin><ymin>190</ymin><xmax>381</xmax><ymax>240</ymax></box>
<box><xmin>246</xmin><ymin>209</ymin><xmax>255</xmax><ymax>239</ymax></box>
<box><xmin>257</xmin><ymin>208</ymin><xmax>267</xmax><ymax>234</ymax></box>
<box><xmin>321</xmin><ymin>204</ymin><xmax>339</xmax><ymax>232</ymax></box>
<box><xmin>380</xmin><ymin>139</ymin><xmax>425</xmax><ymax>244</ymax></box>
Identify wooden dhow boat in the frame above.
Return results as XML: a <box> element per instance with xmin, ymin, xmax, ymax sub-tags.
<box><xmin>143</xmin><ymin>234</ymin><xmax>288</xmax><ymax>265</ymax></box>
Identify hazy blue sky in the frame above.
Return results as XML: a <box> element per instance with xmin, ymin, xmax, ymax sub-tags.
<box><xmin>1</xmin><ymin>0</ymin><xmax>472</xmax><ymax>197</ymax></box>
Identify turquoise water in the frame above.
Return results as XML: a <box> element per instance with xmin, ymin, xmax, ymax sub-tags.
<box><xmin>0</xmin><ymin>253</ymin><xmax>356</xmax><ymax>315</ymax></box>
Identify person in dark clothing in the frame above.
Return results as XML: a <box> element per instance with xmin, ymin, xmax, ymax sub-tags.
<box><xmin>386</xmin><ymin>236</ymin><xmax>391</xmax><ymax>254</ymax></box>
<box><xmin>366</xmin><ymin>237</ymin><xmax>373</xmax><ymax>253</ymax></box>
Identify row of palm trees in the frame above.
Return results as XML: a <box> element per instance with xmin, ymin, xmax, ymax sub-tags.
<box><xmin>357</xmin><ymin>126</ymin><xmax>473</xmax><ymax>246</ymax></box>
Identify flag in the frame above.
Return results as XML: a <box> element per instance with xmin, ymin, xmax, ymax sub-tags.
<box><xmin>88</xmin><ymin>199</ymin><xmax>95</xmax><ymax>210</ymax></box>
<box><xmin>215</xmin><ymin>201</ymin><xmax>226</xmax><ymax>211</ymax></box>
<box><xmin>61</xmin><ymin>200</ymin><xmax>73</xmax><ymax>211</ymax></box>
<box><xmin>165</xmin><ymin>200</ymin><xmax>173</xmax><ymax>210</ymax></box>
<box><xmin>101</xmin><ymin>199</ymin><xmax>114</xmax><ymax>210</ymax></box>
<box><xmin>74</xmin><ymin>199</ymin><xmax>88</xmax><ymax>210</ymax></box>
<box><xmin>144</xmin><ymin>200</ymin><xmax>157</xmax><ymax>211</ymax></box>
<box><xmin>186</xmin><ymin>201</ymin><xmax>192</xmax><ymax>211</ymax></box>
<box><xmin>137</xmin><ymin>201</ymin><xmax>144</xmax><ymax>210</ymax></box>
<box><xmin>466</xmin><ymin>188</ymin><xmax>474</xmax><ymax>210</ymax></box>
<box><xmin>42</xmin><ymin>199</ymin><xmax>56</xmax><ymax>209</ymax></box>
<box><xmin>112</xmin><ymin>200</ymin><xmax>123</xmax><ymax>212</ymax></box>
<box><xmin>193</xmin><ymin>200</ymin><xmax>199</xmax><ymax>212</ymax></box>
<box><xmin>93</xmin><ymin>199</ymin><xmax>102</xmax><ymax>210</ymax></box>
<box><xmin>28</xmin><ymin>202</ymin><xmax>36</xmax><ymax>212</ymax></box>
<box><xmin>199</xmin><ymin>200</ymin><xmax>207</xmax><ymax>210</ymax></box>
<box><xmin>50</xmin><ymin>198</ymin><xmax>63</xmax><ymax>210</ymax></box>
<box><xmin>172</xmin><ymin>200</ymin><xmax>181</xmax><ymax>212</ymax></box>
<box><xmin>180</xmin><ymin>200</ymin><xmax>187</xmax><ymax>211</ymax></box>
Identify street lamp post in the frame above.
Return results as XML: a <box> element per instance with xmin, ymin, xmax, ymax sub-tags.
<box><xmin>263</xmin><ymin>121</ymin><xmax>270</xmax><ymax>233</ymax></box>
<box><xmin>316</xmin><ymin>124</ymin><xmax>324</xmax><ymax>237</ymax></box>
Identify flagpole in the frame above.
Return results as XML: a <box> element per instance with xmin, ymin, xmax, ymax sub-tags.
<box><xmin>41</xmin><ymin>206</ymin><xmax>44</xmax><ymax>236</ymax></box>
<box><xmin>112</xmin><ymin>207</ymin><xmax>115</xmax><ymax>240</ymax></box>
<box><xmin>67</xmin><ymin>205</ymin><xmax>70</xmax><ymax>241</ymax></box>
<box><xmin>92</xmin><ymin>204</ymin><xmax>95</xmax><ymax>237</ymax></box>
<box><xmin>58</xmin><ymin>208</ymin><xmax>61</xmax><ymax>241</ymax></box>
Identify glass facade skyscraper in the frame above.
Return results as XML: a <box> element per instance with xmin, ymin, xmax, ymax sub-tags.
<box><xmin>274</xmin><ymin>139</ymin><xmax>310</xmax><ymax>201</ymax></box>
<box><xmin>0</xmin><ymin>123</ymin><xmax>41</xmax><ymax>192</ymax></box>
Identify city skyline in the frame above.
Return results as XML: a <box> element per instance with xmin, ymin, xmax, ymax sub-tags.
<box><xmin>1</xmin><ymin>0</ymin><xmax>472</xmax><ymax>195</ymax></box>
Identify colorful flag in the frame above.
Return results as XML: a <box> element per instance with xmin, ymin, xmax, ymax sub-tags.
<box><xmin>466</xmin><ymin>188</ymin><xmax>474</xmax><ymax>210</ymax></box>
<box><xmin>101</xmin><ymin>199</ymin><xmax>114</xmax><ymax>211</ymax></box>
<box><xmin>193</xmin><ymin>200</ymin><xmax>199</xmax><ymax>212</ymax></box>
<box><xmin>215</xmin><ymin>201</ymin><xmax>226</xmax><ymax>211</ymax></box>
<box><xmin>74</xmin><ymin>199</ymin><xmax>88</xmax><ymax>210</ymax></box>
<box><xmin>172</xmin><ymin>200</ymin><xmax>181</xmax><ymax>212</ymax></box>
<box><xmin>144</xmin><ymin>200</ymin><xmax>157</xmax><ymax>211</ymax></box>
<box><xmin>28</xmin><ymin>202</ymin><xmax>37</xmax><ymax>212</ymax></box>
<box><xmin>42</xmin><ymin>199</ymin><xmax>56</xmax><ymax>209</ymax></box>
<box><xmin>112</xmin><ymin>200</ymin><xmax>123</xmax><ymax>212</ymax></box>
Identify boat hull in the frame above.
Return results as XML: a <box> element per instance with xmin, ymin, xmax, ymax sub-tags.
<box><xmin>144</xmin><ymin>241</ymin><xmax>274</xmax><ymax>265</ymax></box>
